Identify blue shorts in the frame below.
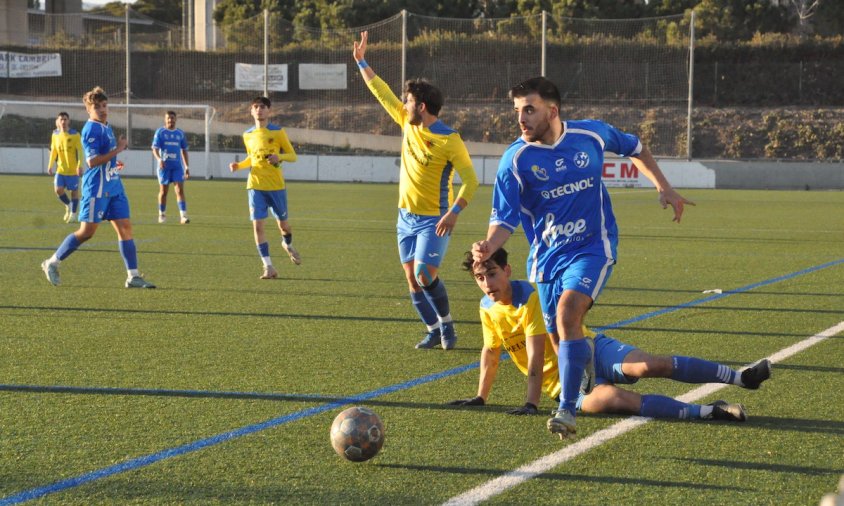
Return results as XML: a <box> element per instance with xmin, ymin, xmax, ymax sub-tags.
<box><xmin>78</xmin><ymin>192</ymin><xmax>131</xmax><ymax>223</ymax></box>
<box><xmin>158</xmin><ymin>166</ymin><xmax>185</xmax><ymax>185</ymax></box>
<box><xmin>535</xmin><ymin>254</ymin><xmax>614</xmax><ymax>334</ymax></box>
<box><xmin>396</xmin><ymin>209</ymin><xmax>450</xmax><ymax>267</ymax></box>
<box><xmin>54</xmin><ymin>174</ymin><xmax>80</xmax><ymax>191</ymax></box>
<box><xmin>249</xmin><ymin>189</ymin><xmax>288</xmax><ymax>221</ymax></box>
<box><xmin>576</xmin><ymin>333</ymin><xmax>638</xmax><ymax>410</ymax></box>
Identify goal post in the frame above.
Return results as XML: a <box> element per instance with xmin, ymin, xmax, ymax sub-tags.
<box><xmin>0</xmin><ymin>100</ymin><xmax>215</xmax><ymax>179</ymax></box>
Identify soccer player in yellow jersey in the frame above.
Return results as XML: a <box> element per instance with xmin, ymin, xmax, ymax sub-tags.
<box><xmin>229</xmin><ymin>96</ymin><xmax>300</xmax><ymax>280</ymax></box>
<box><xmin>47</xmin><ymin>111</ymin><xmax>83</xmax><ymax>223</ymax></box>
<box><xmin>449</xmin><ymin>248</ymin><xmax>770</xmax><ymax>425</ymax></box>
<box><xmin>353</xmin><ymin>31</ymin><xmax>479</xmax><ymax>350</ymax></box>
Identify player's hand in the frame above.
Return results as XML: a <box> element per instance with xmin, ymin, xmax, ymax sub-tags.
<box><xmin>228</xmin><ymin>162</ymin><xmax>238</xmax><ymax>173</ymax></box>
<box><xmin>267</xmin><ymin>154</ymin><xmax>279</xmax><ymax>165</ymax></box>
<box><xmin>184</xmin><ymin>167</ymin><xmax>190</xmax><ymax>179</ymax></box>
<box><xmin>506</xmin><ymin>403</ymin><xmax>539</xmax><ymax>416</ymax></box>
<box><xmin>448</xmin><ymin>396</ymin><xmax>485</xmax><ymax>406</ymax></box>
<box><xmin>435</xmin><ymin>212</ymin><xmax>458</xmax><ymax>237</ymax></box>
<box><xmin>353</xmin><ymin>31</ymin><xmax>368</xmax><ymax>62</ymax></box>
<box><xmin>116</xmin><ymin>135</ymin><xmax>128</xmax><ymax>152</ymax></box>
<box><xmin>47</xmin><ymin>167</ymin><xmax>53</xmax><ymax>176</ymax></box>
<box><xmin>116</xmin><ymin>161</ymin><xmax>125</xmax><ymax>171</ymax></box>
<box><xmin>472</xmin><ymin>240</ymin><xmax>493</xmax><ymax>263</ymax></box>
<box><xmin>659</xmin><ymin>187</ymin><xmax>695</xmax><ymax>223</ymax></box>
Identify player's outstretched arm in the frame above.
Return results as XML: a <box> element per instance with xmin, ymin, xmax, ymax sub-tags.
<box><xmin>631</xmin><ymin>145</ymin><xmax>695</xmax><ymax>223</ymax></box>
<box><xmin>472</xmin><ymin>225</ymin><xmax>512</xmax><ymax>264</ymax></box>
<box><xmin>353</xmin><ymin>31</ymin><xmax>376</xmax><ymax>83</ymax></box>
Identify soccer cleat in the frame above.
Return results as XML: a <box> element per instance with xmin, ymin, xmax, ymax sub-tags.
<box><xmin>415</xmin><ymin>329</ymin><xmax>442</xmax><ymax>349</ymax></box>
<box><xmin>547</xmin><ymin>409</ymin><xmax>577</xmax><ymax>440</ymax></box>
<box><xmin>180</xmin><ymin>215</ymin><xmax>190</xmax><ymax>224</ymax></box>
<box><xmin>63</xmin><ymin>206</ymin><xmax>71</xmax><ymax>222</ymax></box>
<box><xmin>41</xmin><ymin>260</ymin><xmax>60</xmax><ymax>286</ymax></box>
<box><xmin>158</xmin><ymin>214</ymin><xmax>166</xmax><ymax>224</ymax></box>
<box><xmin>580</xmin><ymin>336</ymin><xmax>596</xmax><ymax>395</ymax></box>
<box><xmin>68</xmin><ymin>212</ymin><xmax>77</xmax><ymax>223</ymax></box>
<box><xmin>440</xmin><ymin>321</ymin><xmax>457</xmax><ymax>350</ymax></box>
<box><xmin>282</xmin><ymin>242</ymin><xmax>301</xmax><ymax>265</ymax></box>
<box><xmin>707</xmin><ymin>400</ymin><xmax>747</xmax><ymax>422</ymax></box>
<box><xmin>740</xmin><ymin>359</ymin><xmax>771</xmax><ymax>390</ymax></box>
<box><xmin>260</xmin><ymin>265</ymin><xmax>278</xmax><ymax>279</ymax></box>
<box><xmin>125</xmin><ymin>276</ymin><xmax>156</xmax><ymax>289</ymax></box>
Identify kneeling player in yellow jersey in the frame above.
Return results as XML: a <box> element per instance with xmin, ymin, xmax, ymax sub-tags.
<box><xmin>449</xmin><ymin>249</ymin><xmax>771</xmax><ymax>436</ymax></box>
<box><xmin>354</xmin><ymin>31</ymin><xmax>479</xmax><ymax>350</ymax></box>
<box><xmin>229</xmin><ymin>97</ymin><xmax>300</xmax><ymax>280</ymax></box>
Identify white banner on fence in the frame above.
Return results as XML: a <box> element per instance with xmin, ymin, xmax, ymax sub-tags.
<box><xmin>298</xmin><ymin>64</ymin><xmax>347</xmax><ymax>90</ymax></box>
<box><xmin>0</xmin><ymin>52</ymin><xmax>62</xmax><ymax>78</ymax></box>
<box><xmin>234</xmin><ymin>63</ymin><xmax>288</xmax><ymax>92</ymax></box>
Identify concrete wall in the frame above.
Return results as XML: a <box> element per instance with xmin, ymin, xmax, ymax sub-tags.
<box><xmin>2</xmin><ymin>145</ymin><xmax>842</xmax><ymax>190</ymax></box>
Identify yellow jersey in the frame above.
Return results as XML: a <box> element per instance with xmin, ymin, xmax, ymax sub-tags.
<box><xmin>479</xmin><ymin>280</ymin><xmax>596</xmax><ymax>400</ymax></box>
<box><xmin>366</xmin><ymin>76</ymin><xmax>478</xmax><ymax>216</ymax></box>
<box><xmin>48</xmin><ymin>129</ymin><xmax>83</xmax><ymax>176</ymax></box>
<box><xmin>232</xmin><ymin>124</ymin><xmax>297</xmax><ymax>191</ymax></box>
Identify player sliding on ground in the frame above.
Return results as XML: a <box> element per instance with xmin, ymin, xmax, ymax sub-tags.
<box><xmin>449</xmin><ymin>249</ymin><xmax>770</xmax><ymax>431</ymax></box>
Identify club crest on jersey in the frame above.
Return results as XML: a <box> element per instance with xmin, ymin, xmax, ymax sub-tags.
<box><xmin>531</xmin><ymin>164</ymin><xmax>549</xmax><ymax>181</ymax></box>
<box><xmin>574</xmin><ymin>151</ymin><xmax>590</xmax><ymax>168</ymax></box>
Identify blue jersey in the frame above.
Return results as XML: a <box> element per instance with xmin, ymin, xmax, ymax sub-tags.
<box><xmin>81</xmin><ymin>119</ymin><xmax>124</xmax><ymax>198</ymax></box>
<box><xmin>151</xmin><ymin>127</ymin><xmax>188</xmax><ymax>170</ymax></box>
<box><xmin>490</xmin><ymin>120</ymin><xmax>641</xmax><ymax>282</ymax></box>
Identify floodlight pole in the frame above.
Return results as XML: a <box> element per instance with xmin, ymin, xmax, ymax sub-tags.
<box><xmin>686</xmin><ymin>9</ymin><xmax>695</xmax><ymax>161</ymax></box>
<box><xmin>125</xmin><ymin>5</ymin><xmax>132</xmax><ymax>147</ymax></box>
<box><xmin>263</xmin><ymin>9</ymin><xmax>269</xmax><ymax>97</ymax></box>
<box><xmin>541</xmin><ymin>11</ymin><xmax>547</xmax><ymax>77</ymax></box>
<box><xmin>401</xmin><ymin>10</ymin><xmax>407</xmax><ymax>86</ymax></box>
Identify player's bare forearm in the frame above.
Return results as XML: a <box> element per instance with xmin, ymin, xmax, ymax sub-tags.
<box><xmin>477</xmin><ymin>346</ymin><xmax>500</xmax><ymax>401</ymax></box>
<box><xmin>353</xmin><ymin>31</ymin><xmax>376</xmax><ymax>83</ymax></box>
<box><xmin>524</xmin><ymin>334</ymin><xmax>545</xmax><ymax>407</ymax></box>
<box><xmin>631</xmin><ymin>145</ymin><xmax>695</xmax><ymax>223</ymax></box>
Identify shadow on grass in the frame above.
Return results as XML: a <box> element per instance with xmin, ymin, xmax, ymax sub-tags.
<box><xmin>671</xmin><ymin>457</ymin><xmax>841</xmax><ymax>476</ymax></box>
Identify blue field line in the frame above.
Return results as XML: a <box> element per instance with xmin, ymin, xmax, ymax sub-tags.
<box><xmin>2</xmin><ymin>257</ymin><xmax>842</xmax><ymax>504</ymax></box>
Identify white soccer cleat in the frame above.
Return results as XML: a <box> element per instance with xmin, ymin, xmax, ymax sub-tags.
<box><xmin>158</xmin><ymin>214</ymin><xmax>166</xmax><ymax>224</ymax></box>
<box><xmin>63</xmin><ymin>206</ymin><xmax>71</xmax><ymax>222</ymax></box>
<box><xmin>180</xmin><ymin>214</ymin><xmax>190</xmax><ymax>224</ymax></box>
<box><xmin>68</xmin><ymin>212</ymin><xmax>77</xmax><ymax>223</ymax></box>
<box><xmin>41</xmin><ymin>259</ymin><xmax>60</xmax><ymax>286</ymax></box>
<box><xmin>260</xmin><ymin>265</ymin><xmax>278</xmax><ymax>279</ymax></box>
<box><xmin>547</xmin><ymin>409</ymin><xmax>577</xmax><ymax>440</ymax></box>
<box><xmin>282</xmin><ymin>242</ymin><xmax>301</xmax><ymax>265</ymax></box>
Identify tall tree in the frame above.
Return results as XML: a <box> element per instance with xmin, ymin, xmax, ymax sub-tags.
<box><xmin>692</xmin><ymin>0</ymin><xmax>793</xmax><ymax>40</ymax></box>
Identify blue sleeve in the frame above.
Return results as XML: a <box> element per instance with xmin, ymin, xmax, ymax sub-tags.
<box><xmin>490</xmin><ymin>145</ymin><xmax>523</xmax><ymax>233</ymax></box>
<box><xmin>82</xmin><ymin>123</ymin><xmax>104</xmax><ymax>161</ymax></box>
<box><xmin>598</xmin><ymin>121</ymin><xmax>641</xmax><ymax>157</ymax></box>
<box><xmin>151</xmin><ymin>128</ymin><xmax>161</xmax><ymax>149</ymax></box>
<box><xmin>180</xmin><ymin>130</ymin><xmax>188</xmax><ymax>150</ymax></box>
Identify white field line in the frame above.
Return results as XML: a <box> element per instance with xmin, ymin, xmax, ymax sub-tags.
<box><xmin>443</xmin><ymin>321</ymin><xmax>844</xmax><ymax>506</ymax></box>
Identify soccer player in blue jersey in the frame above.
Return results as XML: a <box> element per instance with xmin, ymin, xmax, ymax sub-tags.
<box><xmin>40</xmin><ymin>86</ymin><xmax>155</xmax><ymax>289</ymax></box>
<box><xmin>472</xmin><ymin>77</ymin><xmax>695</xmax><ymax>439</ymax></box>
<box><xmin>152</xmin><ymin>111</ymin><xmax>190</xmax><ymax>224</ymax></box>
<box><xmin>47</xmin><ymin>111</ymin><xmax>83</xmax><ymax>223</ymax></box>
<box><xmin>450</xmin><ymin>249</ymin><xmax>770</xmax><ymax>423</ymax></box>
<box><xmin>354</xmin><ymin>31</ymin><xmax>479</xmax><ymax>350</ymax></box>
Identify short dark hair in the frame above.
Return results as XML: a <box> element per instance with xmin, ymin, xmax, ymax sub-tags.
<box><xmin>251</xmin><ymin>96</ymin><xmax>271</xmax><ymax>108</ymax></box>
<box><xmin>462</xmin><ymin>248</ymin><xmax>509</xmax><ymax>273</ymax></box>
<box><xmin>403</xmin><ymin>78</ymin><xmax>443</xmax><ymax>116</ymax></box>
<box><xmin>165</xmin><ymin>110</ymin><xmax>177</xmax><ymax>117</ymax></box>
<box><xmin>509</xmin><ymin>77</ymin><xmax>561</xmax><ymax>108</ymax></box>
<box><xmin>57</xmin><ymin>111</ymin><xmax>69</xmax><ymax>119</ymax></box>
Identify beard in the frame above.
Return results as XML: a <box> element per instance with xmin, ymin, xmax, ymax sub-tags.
<box><xmin>408</xmin><ymin>108</ymin><xmax>423</xmax><ymax>126</ymax></box>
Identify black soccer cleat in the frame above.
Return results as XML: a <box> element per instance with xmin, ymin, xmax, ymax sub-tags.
<box><xmin>741</xmin><ymin>359</ymin><xmax>771</xmax><ymax>390</ymax></box>
<box><xmin>708</xmin><ymin>400</ymin><xmax>747</xmax><ymax>422</ymax></box>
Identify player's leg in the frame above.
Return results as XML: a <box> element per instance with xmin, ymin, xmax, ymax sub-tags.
<box><xmin>622</xmin><ymin>349</ymin><xmax>770</xmax><ymax>389</ymax></box>
<box><xmin>268</xmin><ymin>190</ymin><xmax>300</xmax><ymax>265</ymax></box>
<box><xmin>174</xmin><ymin>181</ymin><xmax>189</xmax><ymax>224</ymax></box>
<box><xmin>249</xmin><ymin>190</ymin><xmax>276</xmax><ymax>279</ymax></box>
<box><xmin>158</xmin><ymin>168</ymin><xmax>170</xmax><ymax>223</ymax></box>
<box><xmin>69</xmin><ymin>187</ymin><xmax>80</xmax><ymax>222</ymax></box>
<box><xmin>40</xmin><ymin>195</ymin><xmax>101</xmax><ymax>286</ymax></box>
<box><xmin>396</xmin><ymin>211</ymin><xmax>440</xmax><ymax>348</ymax></box>
<box><xmin>414</xmin><ymin>217</ymin><xmax>456</xmax><ymax>350</ymax></box>
<box><xmin>54</xmin><ymin>174</ymin><xmax>71</xmax><ymax>221</ymax></box>
<box><xmin>109</xmin><ymin>195</ymin><xmax>155</xmax><ymax>288</ymax></box>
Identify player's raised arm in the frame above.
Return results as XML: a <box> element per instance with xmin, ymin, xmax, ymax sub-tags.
<box><xmin>630</xmin><ymin>145</ymin><xmax>695</xmax><ymax>223</ymax></box>
<box><xmin>472</xmin><ymin>225</ymin><xmax>512</xmax><ymax>264</ymax></box>
<box><xmin>353</xmin><ymin>31</ymin><xmax>375</xmax><ymax>82</ymax></box>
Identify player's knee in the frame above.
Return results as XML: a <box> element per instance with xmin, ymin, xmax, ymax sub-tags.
<box><xmin>414</xmin><ymin>263</ymin><xmax>435</xmax><ymax>288</ymax></box>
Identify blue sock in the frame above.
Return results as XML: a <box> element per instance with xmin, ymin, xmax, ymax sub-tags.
<box><xmin>671</xmin><ymin>356</ymin><xmax>737</xmax><ymax>384</ymax></box>
<box><xmin>119</xmin><ymin>239</ymin><xmax>138</xmax><ymax>270</ymax></box>
<box><xmin>71</xmin><ymin>198</ymin><xmax>79</xmax><ymax>213</ymax></box>
<box><xmin>257</xmin><ymin>242</ymin><xmax>270</xmax><ymax>258</ymax></box>
<box><xmin>557</xmin><ymin>338</ymin><xmax>592</xmax><ymax>415</ymax></box>
<box><xmin>640</xmin><ymin>394</ymin><xmax>700</xmax><ymax>419</ymax></box>
<box><xmin>410</xmin><ymin>290</ymin><xmax>439</xmax><ymax>328</ymax></box>
<box><xmin>58</xmin><ymin>194</ymin><xmax>70</xmax><ymax>205</ymax></box>
<box><xmin>159</xmin><ymin>203</ymin><xmax>166</xmax><ymax>214</ymax></box>
<box><xmin>178</xmin><ymin>200</ymin><xmax>187</xmax><ymax>212</ymax></box>
<box><xmin>421</xmin><ymin>277</ymin><xmax>450</xmax><ymax>318</ymax></box>
<box><xmin>55</xmin><ymin>233</ymin><xmax>81</xmax><ymax>261</ymax></box>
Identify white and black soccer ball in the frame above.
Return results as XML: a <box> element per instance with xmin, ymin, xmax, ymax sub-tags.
<box><xmin>330</xmin><ymin>406</ymin><xmax>385</xmax><ymax>462</ymax></box>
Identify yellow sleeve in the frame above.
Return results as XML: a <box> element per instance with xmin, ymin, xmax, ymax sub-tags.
<box><xmin>234</xmin><ymin>133</ymin><xmax>252</xmax><ymax>170</ymax></box>
<box><xmin>365</xmin><ymin>76</ymin><xmax>406</xmax><ymax>126</ymax></box>
<box><xmin>277</xmin><ymin>129</ymin><xmax>297</xmax><ymax>163</ymax></box>
<box><xmin>480</xmin><ymin>308</ymin><xmax>501</xmax><ymax>349</ymax></box>
<box><xmin>73</xmin><ymin>134</ymin><xmax>83</xmax><ymax>170</ymax></box>
<box><xmin>48</xmin><ymin>134</ymin><xmax>58</xmax><ymax>169</ymax></box>
<box><xmin>524</xmin><ymin>292</ymin><xmax>548</xmax><ymax>338</ymax></box>
<box><xmin>449</xmin><ymin>136</ymin><xmax>478</xmax><ymax>204</ymax></box>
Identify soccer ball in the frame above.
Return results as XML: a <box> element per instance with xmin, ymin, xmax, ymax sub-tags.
<box><xmin>330</xmin><ymin>406</ymin><xmax>385</xmax><ymax>462</ymax></box>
